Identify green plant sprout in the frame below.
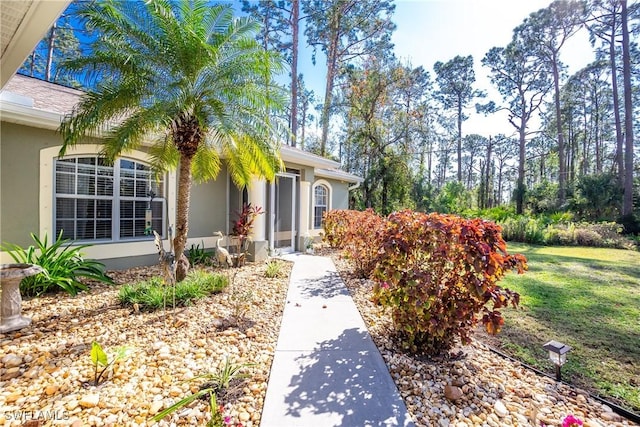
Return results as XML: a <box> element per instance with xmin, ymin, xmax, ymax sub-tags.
<box><xmin>265</xmin><ymin>260</ymin><xmax>283</xmax><ymax>278</ymax></box>
<box><xmin>151</xmin><ymin>357</ymin><xmax>253</xmax><ymax>425</ymax></box>
<box><xmin>90</xmin><ymin>341</ymin><xmax>131</xmax><ymax>386</ymax></box>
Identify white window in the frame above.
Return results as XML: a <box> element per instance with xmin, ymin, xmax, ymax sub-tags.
<box><xmin>54</xmin><ymin>156</ymin><xmax>165</xmax><ymax>241</ymax></box>
<box><xmin>313</xmin><ymin>184</ymin><xmax>329</xmax><ymax>229</ymax></box>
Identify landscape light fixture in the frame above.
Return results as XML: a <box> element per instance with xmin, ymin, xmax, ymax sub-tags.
<box><xmin>543</xmin><ymin>340</ymin><xmax>571</xmax><ymax>381</ymax></box>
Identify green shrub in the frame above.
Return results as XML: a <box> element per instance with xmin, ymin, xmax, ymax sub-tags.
<box><xmin>544</xmin><ymin>211</ymin><xmax>574</xmax><ymax>225</ymax></box>
<box><xmin>472</xmin><ymin>205</ymin><xmax>516</xmax><ymax>223</ymax></box>
<box><xmin>186</xmin><ymin>269</ymin><xmax>228</xmax><ymax>293</ymax></box>
<box><xmin>118</xmin><ymin>276</ymin><xmax>165</xmax><ymax>308</ymax></box>
<box><xmin>1</xmin><ymin>231</ymin><xmax>113</xmax><ymax>296</ymax></box>
<box><xmin>433</xmin><ymin>181</ymin><xmax>473</xmax><ymax>214</ymax></box>
<box><xmin>618</xmin><ymin>213</ymin><xmax>640</xmax><ymax>235</ymax></box>
<box><xmin>572</xmin><ymin>173</ymin><xmax>621</xmax><ymax>221</ymax></box>
<box><xmin>527</xmin><ymin>180</ymin><xmax>559</xmax><ymax>214</ymax></box>
<box><xmin>499</xmin><ymin>216</ymin><xmax>545</xmax><ymax>244</ymax></box>
<box><xmin>544</xmin><ymin>227</ymin><xmax>575</xmax><ymax>246</ymax></box>
<box><xmin>119</xmin><ymin>270</ymin><xmax>227</xmax><ymax>311</ymax></box>
<box><xmin>373</xmin><ymin>210</ymin><xmax>527</xmax><ymax>355</ymax></box>
<box><xmin>544</xmin><ymin>221</ymin><xmax>631</xmax><ymax>249</ymax></box>
<box><xmin>265</xmin><ymin>260</ymin><xmax>283</xmax><ymax>278</ymax></box>
<box><xmin>188</xmin><ymin>241</ymin><xmax>213</xmax><ymax>266</ymax></box>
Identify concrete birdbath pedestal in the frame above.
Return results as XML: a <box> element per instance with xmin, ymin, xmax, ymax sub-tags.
<box><xmin>0</xmin><ymin>263</ymin><xmax>43</xmax><ymax>333</ymax></box>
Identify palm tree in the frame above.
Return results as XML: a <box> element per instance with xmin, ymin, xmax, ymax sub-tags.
<box><xmin>59</xmin><ymin>0</ymin><xmax>287</xmax><ymax>281</ymax></box>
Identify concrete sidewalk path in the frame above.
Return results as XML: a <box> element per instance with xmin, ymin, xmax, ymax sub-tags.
<box><xmin>261</xmin><ymin>254</ymin><xmax>414</xmax><ymax>427</ymax></box>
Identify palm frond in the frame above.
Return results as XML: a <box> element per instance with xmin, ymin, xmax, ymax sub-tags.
<box><xmin>148</xmin><ymin>136</ymin><xmax>180</xmax><ymax>176</ymax></box>
<box><xmin>192</xmin><ymin>145</ymin><xmax>221</xmax><ymax>183</ymax></box>
<box><xmin>59</xmin><ymin>0</ymin><xmax>287</xmax><ymax>209</ymax></box>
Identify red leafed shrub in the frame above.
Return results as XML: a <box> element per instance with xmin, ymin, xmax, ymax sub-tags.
<box><xmin>323</xmin><ymin>209</ymin><xmax>386</xmax><ymax>278</ymax></box>
<box><xmin>323</xmin><ymin>209</ymin><xmax>352</xmax><ymax>249</ymax></box>
<box><xmin>372</xmin><ymin>210</ymin><xmax>527</xmax><ymax>354</ymax></box>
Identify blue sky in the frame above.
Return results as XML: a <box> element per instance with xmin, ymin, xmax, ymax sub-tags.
<box><xmin>296</xmin><ymin>0</ymin><xmax>593</xmax><ymax>138</ymax></box>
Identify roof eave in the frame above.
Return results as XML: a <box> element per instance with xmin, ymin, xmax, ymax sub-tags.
<box><xmin>0</xmin><ymin>100</ymin><xmax>63</xmax><ymax>130</ymax></box>
<box><xmin>280</xmin><ymin>145</ymin><xmax>340</xmax><ymax>169</ymax></box>
<box><xmin>315</xmin><ymin>168</ymin><xmax>364</xmax><ymax>184</ymax></box>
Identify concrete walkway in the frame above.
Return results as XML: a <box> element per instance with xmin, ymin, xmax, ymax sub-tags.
<box><xmin>261</xmin><ymin>254</ymin><xmax>414</xmax><ymax>427</ymax></box>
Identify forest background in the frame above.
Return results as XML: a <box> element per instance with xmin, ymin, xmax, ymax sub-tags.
<box><xmin>21</xmin><ymin>0</ymin><xmax>640</xmax><ymax>235</ymax></box>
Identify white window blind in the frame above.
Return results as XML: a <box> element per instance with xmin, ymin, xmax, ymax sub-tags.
<box><xmin>314</xmin><ymin>185</ymin><xmax>328</xmax><ymax>229</ymax></box>
<box><xmin>54</xmin><ymin>157</ymin><xmax>165</xmax><ymax>241</ymax></box>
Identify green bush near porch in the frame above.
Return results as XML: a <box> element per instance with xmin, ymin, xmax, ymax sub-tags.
<box><xmin>1</xmin><ymin>231</ymin><xmax>113</xmax><ymax>297</ymax></box>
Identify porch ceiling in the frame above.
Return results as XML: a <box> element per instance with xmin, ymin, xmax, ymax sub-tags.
<box><xmin>1</xmin><ymin>0</ymin><xmax>69</xmax><ymax>88</ymax></box>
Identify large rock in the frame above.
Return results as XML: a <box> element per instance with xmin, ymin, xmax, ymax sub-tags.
<box><xmin>444</xmin><ymin>384</ymin><xmax>463</xmax><ymax>401</ymax></box>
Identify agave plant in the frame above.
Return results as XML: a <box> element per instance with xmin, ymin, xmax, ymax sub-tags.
<box><xmin>1</xmin><ymin>231</ymin><xmax>113</xmax><ymax>296</ymax></box>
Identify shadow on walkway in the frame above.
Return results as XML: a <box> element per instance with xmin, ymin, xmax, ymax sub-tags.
<box><xmin>282</xmin><ymin>327</ymin><xmax>412</xmax><ymax>427</ymax></box>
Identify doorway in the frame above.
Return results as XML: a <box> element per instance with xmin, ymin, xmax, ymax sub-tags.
<box><xmin>270</xmin><ymin>173</ymin><xmax>297</xmax><ymax>253</ymax></box>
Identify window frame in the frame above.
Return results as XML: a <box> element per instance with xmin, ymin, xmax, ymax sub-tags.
<box><xmin>312</xmin><ymin>180</ymin><xmax>332</xmax><ymax>230</ymax></box>
<box><xmin>53</xmin><ymin>155</ymin><xmax>166</xmax><ymax>243</ymax></box>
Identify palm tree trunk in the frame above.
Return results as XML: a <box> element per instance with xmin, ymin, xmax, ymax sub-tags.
<box><xmin>174</xmin><ymin>154</ymin><xmax>193</xmax><ymax>281</ymax></box>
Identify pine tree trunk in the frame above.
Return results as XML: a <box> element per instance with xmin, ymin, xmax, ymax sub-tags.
<box><xmin>45</xmin><ymin>23</ymin><xmax>57</xmax><ymax>82</ymax></box>
<box><xmin>552</xmin><ymin>54</ymin><xmax>566</xmax><ymax>205</ymax></box>
<box><xmin>320</xmin><ymin>7</ymin><xmax>341</xmax><ymax>156</ymax></box>
<box><xmin>609</xmin><ymin>14</ymin><xmax>624</xmax><ymax>186</ymax></box>
<box><xmin>516</xmin><ymin>124</ymin><xmax>526</xmax><ymax>215</ymax></box>
<box><xmin>457</xmin><ymin>98</ymin><xmax>463</xmax><ymax>182</ymax></box>
<box><xmin>621</xmin><ymin>0</ymin><xmax>634</xmax><ymax>216</ymax></box>
<box><xmin>290</xmin><ymin>0</ymin><xmax>299</xmax><ymax>147</ymax></box>
<box><xmin>485</xmin><ymin>136</ymin><xmax>492</xmax><ymax>208</ymax></box>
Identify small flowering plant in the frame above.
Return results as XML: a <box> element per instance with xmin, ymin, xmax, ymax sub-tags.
<box><xmin>562</xmin><ymin>415</ymin><xmax>584</xmax><ymax>427</ymax></box>
<box><xmin>220</xmin><ymin>402</ymin><xmax>244</xmax><ymax>427</ymax></box>
<box><xmin>542</xmin><ymin>415</ymin><xmax>583</xmax><ymax>427</ymax></box>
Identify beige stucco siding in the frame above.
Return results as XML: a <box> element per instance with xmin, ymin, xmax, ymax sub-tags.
<box><xmin>188</xmin><ymin>170</ymin><xmax>228</xmax><ymax>238</ymax></box>
<box><xmin>283</xmin><ymin>161</ymin><xmax>314</xmax><ymax>182</ymax></box>
<box><xmin>1</xmin><ymin>122</ymin><xmax>58</xmax><ymax>246</ymax></box>
<box><xmin>0</xmin><ymin>120</ymin><xmax>240</xmax><ymax>268</ymax></box>
<box><xmin>330</xmin><ymin>180</ymin><xmax>350</xmax><ymax>210</ymax></box>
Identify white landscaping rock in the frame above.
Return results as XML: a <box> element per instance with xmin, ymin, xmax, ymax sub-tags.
<box><xmin>79</xmin><ymin>393</ymin><xmax>100</xmax><ymax>408</ymax></box>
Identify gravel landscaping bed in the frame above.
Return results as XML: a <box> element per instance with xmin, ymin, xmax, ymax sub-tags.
<box><xmin>2</xmin><ymin>252</ymin><xmax>637</xmax><ymax>427</ymax></box>
<box><xmin>326</xmin><ymin>249</ymin><xmax>638</xmax><ymax>427</ymax></box>
<box><xmin>0</xmin><ymin>261</ymin><xmax>291</xmax><ymax>427</ymax></box>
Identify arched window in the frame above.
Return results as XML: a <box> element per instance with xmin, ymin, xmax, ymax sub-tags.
<box><xmin>54</xmin><ymin>156</ymin><xmax>165</xmax><ymax>241</ymax></box>
<box><xmin>313</xmin><ymin>184</ymin><xmax>329</xmax><ymax>229</ymax></box>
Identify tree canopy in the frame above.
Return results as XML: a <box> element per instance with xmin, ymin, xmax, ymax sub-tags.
<box><xmin>58</xmin><ymin>0</ymin><xmax>287</xmax><ymax>280</ymax></box>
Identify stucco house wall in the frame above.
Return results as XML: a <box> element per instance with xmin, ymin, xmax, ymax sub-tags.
<box><xmin>1</xmin><ymin>122</ymin><xmax>52</xmax><ymax>246</ymax></box>
<box><xmin>0</xmin><ymin>75</ymin><xmax>362</xmax><ymax>269</ymax></box>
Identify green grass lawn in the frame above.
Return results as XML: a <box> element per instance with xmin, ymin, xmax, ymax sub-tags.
<box><xmin>478</xmin><ymin>243</ymin><xmax>640</xmax><ymax>412</ymax></box>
